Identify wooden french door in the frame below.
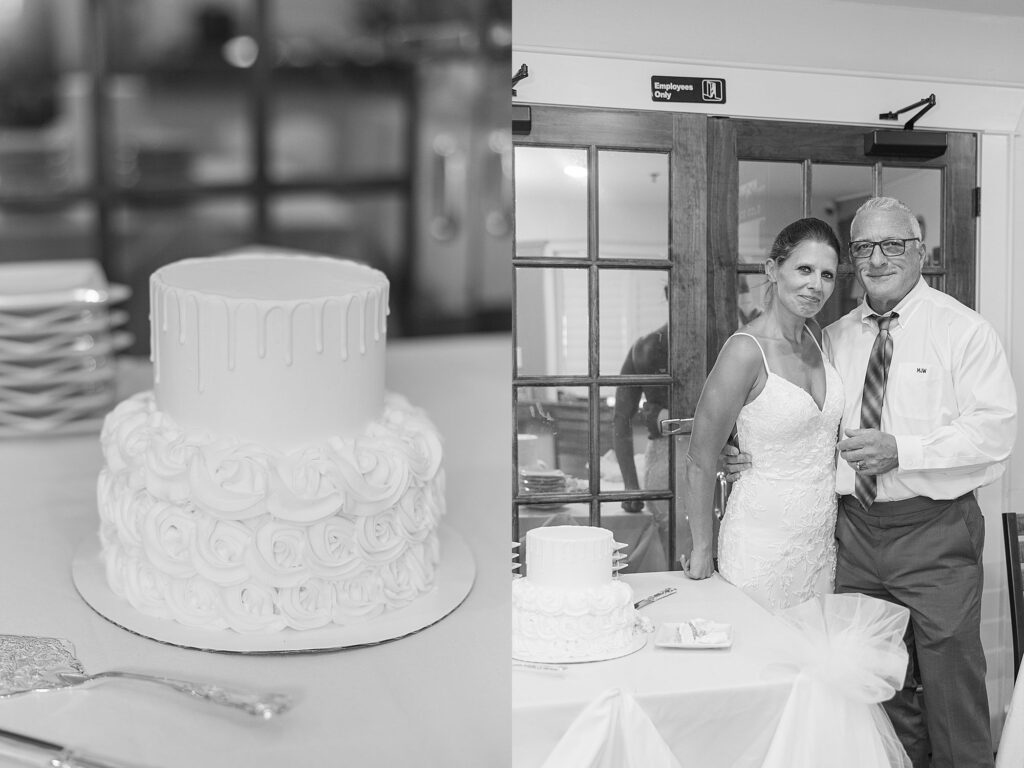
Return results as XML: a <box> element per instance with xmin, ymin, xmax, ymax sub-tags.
<box><xmin>706</xmin><ymin>117</ymin><xmax>977</xmax><ymax>359</ymax></box>
<box><xmin>512</xmin><ymin>106</ymin><xmax>707</xmax><ymax>568</ymax></box>
<box><xmin>512</xmin><ymin>107</ymin><xmax>977</xmax><ymax>570</ymax></box>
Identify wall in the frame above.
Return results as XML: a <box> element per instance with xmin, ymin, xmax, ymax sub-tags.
<box><xmin>514</xmin><ymin>0</ymin><xmax>1024</xmax><ymax>742</ymax></box>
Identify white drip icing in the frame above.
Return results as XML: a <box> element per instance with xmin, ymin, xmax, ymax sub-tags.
<box><xmin>257</xmin><ymin>305</ymin><xmax>271</xmax><ymax>359</ymax></box>
<box><xmin>338</xmin><ymin>295</ymin><xmax>354</xmax><ymax>361</ymax></box>
<box><xmin>314</xmin><ymin>301</ymin><xmax>326</xmax><ymax>353</ymax></box>
<box><xmin>154</xmin><ymin>278</ymin><xmax>388</xmax><ymax>394</ymax></box>
<box><xmin>357</xmin><ymin>292</ymin><xmax>367</xmax><ymax>355</ymax></box>
<box><xmin>284</xmin><ymin>304</ymin><xmax>298</xmax><ymax>366</ymax></box>
<box><xmin>370</xmin><ymin>291</ymin><xmax>381</xmax><ymax>342</ymax></box>
<box><xmin>176</xmin><ymin>290</ymin><xmax>186</xmax><ymax>344</ymax></box>
<box><xmin>191</xmin><ymin>294</ymin><xmax>203</xmax><ymax>393</ymax></box>
<box><xmin>226</xmin><ymin>301</ymin><xmax>237</xmax><ymax>371</ymax></box>
<box><xmin>151</xmin><ymin>280</ymin><xmax>160</xmax><ymax>384</ymax></box>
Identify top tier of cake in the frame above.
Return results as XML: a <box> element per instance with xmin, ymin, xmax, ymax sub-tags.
<box><xmin>525</xmin><ymin>525</ymin><xmax>622</xmax><ymax>589</ymax></box>
<box><xmin>150</xmin><ymin>249</ymin><xmax>388</xmax><ymax>450</ymax></box>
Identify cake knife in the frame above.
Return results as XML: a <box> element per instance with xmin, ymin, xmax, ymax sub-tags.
<box><xmin>0</xmin><ymin>726</ymin><xmax>158</xmax><ymax>768</ymax></box>
<box><xmin>634</xmin><ymin>586</ymin><xmax>676</xmax><ymax>610</ymax></box>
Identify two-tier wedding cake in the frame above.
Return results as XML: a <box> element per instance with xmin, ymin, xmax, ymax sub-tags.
<box><xmin>512</xmin><ymin>525</ymin><xmax>649</xmax><ymax>662</ymax></box>
<box><xmin>96</xmin><ymin>248</ymin><xmax>446</xmax><ymax>634</ymax></box>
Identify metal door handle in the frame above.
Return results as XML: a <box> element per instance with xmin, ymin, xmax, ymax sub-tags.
<box><xmin>485</xmin><ymin>129</ymin><xmax>512</xmax><ymax>238</ymax></box>
<box><xmin>659</xmin><ymin>417</ymin><xmax>694</xmax><ymax>436</ymax></box>
<box><xmin>714</xmin><ymin>470</ymin><xmax>729</xmax><ymax>520</ymax></box>
<box><xmin>430</xmin><ymin>133</ymin><xmax>462</xmax><ymax>241</ymax></box>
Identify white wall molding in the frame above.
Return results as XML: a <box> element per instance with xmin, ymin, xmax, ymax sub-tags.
<box><xmin>512</xmin><ymin>49</ymin><xmax>1024</xmax><ymax>135</ymax></box>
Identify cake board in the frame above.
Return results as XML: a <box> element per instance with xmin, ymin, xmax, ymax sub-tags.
<box><xmin>72</xmin><ymin>525</ymin><xmax>475</xmax><ymax>654</ymax></box>
<box><xmin>512</xmin><ymin>632</ymin><xmax>649</xmax><ymax>665</ymax></box>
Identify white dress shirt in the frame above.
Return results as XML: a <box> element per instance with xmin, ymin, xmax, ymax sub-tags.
<box><xmin>824</xmin><ymin>278</ymin><xmax>1017</xmax><ymax>502</ymax></box>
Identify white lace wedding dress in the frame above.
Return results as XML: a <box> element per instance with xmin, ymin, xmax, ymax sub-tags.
<box><xmin>717</xmin><ymin>330</ymin><xmax>844</xmax><ymax>610</ymax></box>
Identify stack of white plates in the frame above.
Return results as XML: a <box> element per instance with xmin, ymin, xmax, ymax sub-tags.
<box><xmin>519</xmin><ymin>468</ymin><xmax>570</xmax><ymax>510</ymax></box>
<box><xmin>519</xmin><ymin>468</ymin><xmax>568</xmax><ymax>495</ymax></box>
<box><xmin>0</xmin><ymin>260</ymin><xmax>132</xmax><ymax>437</ymax></box>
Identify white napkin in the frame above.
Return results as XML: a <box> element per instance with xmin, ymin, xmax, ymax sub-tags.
<box><xmin>541</xmin><ymin>687</ymin><xmax>683</xmax><ymax>768</ymax></box>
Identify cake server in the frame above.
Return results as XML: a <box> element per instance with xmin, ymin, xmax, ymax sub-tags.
<box><xmin>634</xmin><ymin>586</ymin><xmax>677</xmax><ymax>610</ymax></box>
<box><xmin>0</xmin><ymin>634</ymin><xmax>292</xmax><ymax>719</ymax></box>
<box><xmin>0</xmin><ymin>725</ymin><xmax>159</xmax><ymax>768</ymax></box>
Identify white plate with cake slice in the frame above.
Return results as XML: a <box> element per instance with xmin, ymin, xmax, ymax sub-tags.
<box><xmin>655</xmin><ymin>619</ymin><xmax>733</xmax><ymax>650</ymax></box>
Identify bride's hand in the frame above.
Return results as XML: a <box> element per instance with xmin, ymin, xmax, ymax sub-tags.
<box><xmin>680</xmin><ymin>550</ymin><xmax>714</xmax><ymax>580</ymax></box>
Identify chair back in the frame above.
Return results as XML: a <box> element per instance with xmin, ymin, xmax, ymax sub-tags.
<box><xmin>1003</xmin><ymin>512</ymin><xmax>1024</xmax><ymax>679</ymax></box>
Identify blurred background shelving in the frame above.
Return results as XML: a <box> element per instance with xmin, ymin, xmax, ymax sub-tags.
<box><xmin>0</xmin><ymin>0</ymin><xmax>513</xmax><ymax>353</ymax></box>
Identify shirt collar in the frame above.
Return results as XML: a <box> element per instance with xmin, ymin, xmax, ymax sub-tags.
<box><xmin>858</xmin><ymin>277</ymin><xmax>927</xmax><ymax>328</ymax></box>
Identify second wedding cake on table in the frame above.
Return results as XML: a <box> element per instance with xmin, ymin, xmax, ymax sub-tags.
<box><xmin>96</xmin><ymin>248</ymin><xmax>446</xmax><ymax>634</ymax></box>
<box><xmin>512</xmin><ymin>525</ymin><xmax>649</xmax><ymax>662</ymax></box>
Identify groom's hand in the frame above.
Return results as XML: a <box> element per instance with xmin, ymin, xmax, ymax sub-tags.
<box><xmin>837</xmin><ymin>428</ymin><xmax>899</xmax><ymax>475</ymax></box>
<box><xmin>721</xmin><ymin>444</ymin><xmax>751</xmax><ymax>482</ymax></box>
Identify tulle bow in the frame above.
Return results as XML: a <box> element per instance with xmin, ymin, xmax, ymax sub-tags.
<box><xmin>761</xmin><ymin>593</ymin><xmax>912</xmax><ymax>768</ymax></box>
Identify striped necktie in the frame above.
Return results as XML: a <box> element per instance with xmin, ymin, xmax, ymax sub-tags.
<box><xmin>854</xmin><ymin>313</ymin><xmax>898</xmax><ymax>511</ymax></box>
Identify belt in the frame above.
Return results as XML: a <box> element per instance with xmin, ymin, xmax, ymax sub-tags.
<box><xmin>840</xmin><ymin>492</ymin><xmax>975</xmax><ymax>516</ymax></box>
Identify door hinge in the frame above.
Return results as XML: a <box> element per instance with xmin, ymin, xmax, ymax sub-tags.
<box><xmin>973</xmin><ymin>186</ymin><xmax>981</xmax><ymax>217</ymax></box>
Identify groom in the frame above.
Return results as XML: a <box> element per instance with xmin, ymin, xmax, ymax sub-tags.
<box><xmin>728</xmin><ymin>196</ymin><xmax>1017</xmax><ymax>768</ymax></box>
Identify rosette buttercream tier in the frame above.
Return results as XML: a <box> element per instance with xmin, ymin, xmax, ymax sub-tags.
<box><xmin>98</xmin><ymin>390</ymin><xmax>445</xmax><ymax>633</ymax></box>
<box><xmin>511</xmin><ymin>579</ymin><xmax>647</xmax><ymax>662</ymax></box>
<box><xmin>512</xmin><ymin>526</ymin><xmax>648</xmax><ymax>662</ymax></box>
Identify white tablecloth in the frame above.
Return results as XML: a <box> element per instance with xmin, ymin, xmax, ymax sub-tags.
<box><xmin>513</xmin><ymin>572</ymin><xmax>799</xmax><ymax>768</ymax></box>
<box><xmin>0</xmin><ymin>335</ymin><xmax>510</xmax><ymax>768</ymax></box>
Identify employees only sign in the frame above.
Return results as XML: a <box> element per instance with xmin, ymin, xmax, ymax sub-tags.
<box><xmin>651</xmin><ymin>76</ymin><xmax>726</xmax><ymax>104</ymax></box>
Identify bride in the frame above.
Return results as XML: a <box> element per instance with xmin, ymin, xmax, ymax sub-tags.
<box><xmin>681</xmin><ymin>217</ymin><xmax>843</xmax><ymax>609</ymax></box>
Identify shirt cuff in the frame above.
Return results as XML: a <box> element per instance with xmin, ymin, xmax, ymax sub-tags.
<box><xmin>894</xmin><ymin>434</ymin><xmax>924</xmax><ymax>471</ymax></box>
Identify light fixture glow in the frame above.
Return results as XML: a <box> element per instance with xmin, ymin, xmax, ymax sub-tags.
<box><xmin>222</xmin><ymin>36</ymin><xmax>259</xmax><ymax>68</ymax></box>
<box><xmin>0</xmin><ymin>0</ymin><xmax>24</xmax><ymax>25</ymax></box>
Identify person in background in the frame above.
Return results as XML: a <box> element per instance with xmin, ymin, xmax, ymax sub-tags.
<box><xmin>612</xmin><ymin>319</ymin><xmax>673</xmax><ymax>550</ymax></box>
<box><xmin>728</xmin><ymin>197</ymin><xmax>1017</xmax><ymax>768</ymax></box>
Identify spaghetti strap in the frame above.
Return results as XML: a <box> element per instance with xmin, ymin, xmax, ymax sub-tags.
<box><xmin>804</xmin><ymin>324</ymin><xmax>825</xmax><ymax>356</ymax></box>
<box><xmin>731</xmin><ymin>332</ymin><xmax>771</xmax><ymax>375</ymax></box>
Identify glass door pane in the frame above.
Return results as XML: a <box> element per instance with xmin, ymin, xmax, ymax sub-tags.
<box><xmin>882</xmin><ymin>166</ymin><xmax>942</xmax><ymax>268</ymax></box>
<box><xmin>598</xmin><ymin>269</ymin><xmax>668</xmax><ymax>375</ymax></box>
<box><xmin>738</xmin><ymin>161</ymin><xmax>802</xmax><ymax>264</ymax></box>
<box><xmin>597</xmin><ymin>151</ymin><xmax>668</xmax><ymax>260</ymax></box>
<box><xmin>514</xmin><ymin>266</ymin><xmax>588</xmax><ymax>377</ymax></box>
<box><xmin>514</xmin><ymin>146</ymin><xmax>588</xmax><ymax>258</ymax></box>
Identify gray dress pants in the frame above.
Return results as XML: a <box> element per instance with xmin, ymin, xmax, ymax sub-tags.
<box><xmin>836</xmin><ymin>493</ymin><xmax>992</xmax><ymax>768</ymax></box>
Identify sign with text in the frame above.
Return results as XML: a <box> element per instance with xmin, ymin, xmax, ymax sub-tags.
<box><xmin>651</xmin><ymin>76</ymin><xmax>726</xmax><ymax>104</ymax></box>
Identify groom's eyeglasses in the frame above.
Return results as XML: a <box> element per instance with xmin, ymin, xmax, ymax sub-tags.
<box><xmin>848</xmin><ymin>238</ymin><xmax>921</xmax><ymax>261</ymax></box>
